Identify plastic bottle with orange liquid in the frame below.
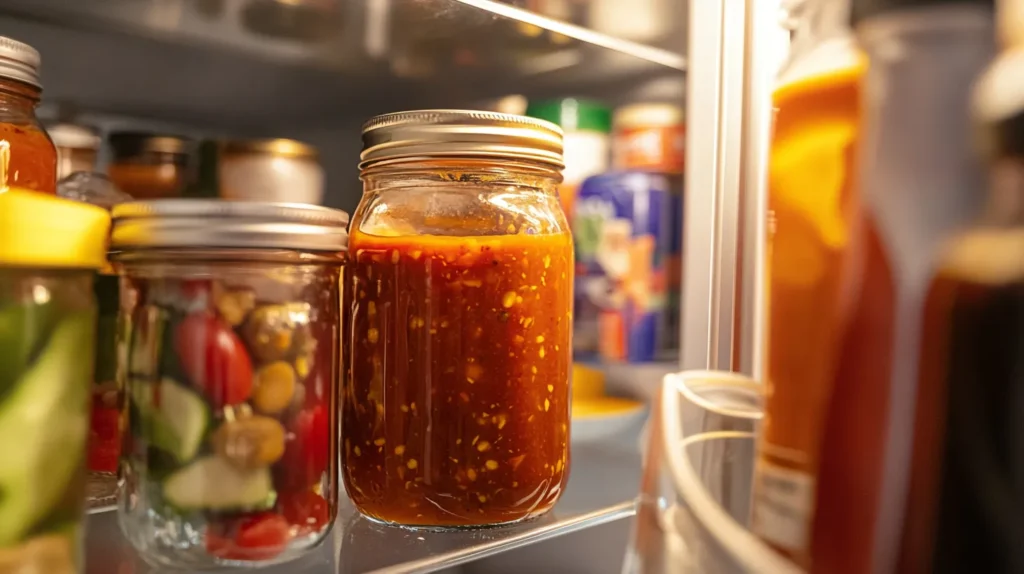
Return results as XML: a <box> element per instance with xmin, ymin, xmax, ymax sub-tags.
<box><xmin>751</xmin><ymin>0</ymin><xmax>865</xmax><ymax>567</ymax></box>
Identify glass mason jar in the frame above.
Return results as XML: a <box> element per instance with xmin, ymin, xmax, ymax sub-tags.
<box><xmin>107</xmin><ymin>133</ymin><xmax>193</xmax><ymax>200</ymax></box>
<box><xmin>0</xmin><ymin>188</ymin><xmax>111</xmax><ymax>574</ymax></box>
<box><xmin>343</xmin><ymin>110</ymin><xmax>574</xmax><ymax>528</ymax></box>
<box><xmin>48</xmin><ymin>123</ymin><xmax>101</xmax><ymax>181</ymax></box>
<box><xmin>56</xmin><ymin>172</ymin><xmax>134</xmax><ymax>508</ymax></box>
<box><xmin>109</xmin><ymin>200</ymin><xmax>348</xmax><ymax>568</ymax></box>
<box><xmin>0</xmin><ymin>36</ymin><xmax>57</xmax><ymax>194</ymax></box>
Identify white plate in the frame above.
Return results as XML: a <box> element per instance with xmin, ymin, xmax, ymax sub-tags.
<box><xmin>571</xmin><ymin>401</ymin><xmax>648</xmax><ymax>444</ymax></box>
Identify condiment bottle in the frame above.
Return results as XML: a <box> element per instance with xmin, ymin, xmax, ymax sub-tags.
<box><xmin>751</xmin><ymin>0</ymin><xmax>863</xmax><ymax>566</ymax></box>
<box><xmin>0</xmin><ymin>37</ymin><xmax>56</xmax><ymax>194</ymax></box>
<box><xmin>898</xmin><ymin>0</ymin><xmax>1024</xmax><ymax>571</ymax></box>
<box><xmin>809</xmin><ymin>1</ymin><xmax>994</xmax><ymax>573</ymax></box>
<box><xmin>526</xmin><ymin>98</ymin><xmax>611</xmax><ymax>218</ymax></box>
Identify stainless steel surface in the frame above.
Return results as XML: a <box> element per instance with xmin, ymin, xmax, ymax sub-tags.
<box><xmin>85</xmin><ymin>426</ymin><xmax>644</xmax><ymax>574</ymax></box>
<box><xmin>0</xmin><ymin>34</ymin><xmax>40</xmax><ymax>87</ymax></box>
<box><xmin>360</xmin><ymin>109</ymin><xmax>564</xmax><ymax>170</ymax></box>
<box><xmin>736</xmin><ymin>0</ymin><xmax>780</xmax><ymax>380</ymax></box>
<box><xmin>681</xmin><ymin>0</ymin><xmax>748</xmax><ymax>372</ymax></box>
<box><xmin>110</xmin><ymin>199</ymin><xmax>350</xmax><ymax>251</ymax></box>
<box><xmin>0</xmin><ymin>0</ymin><xmax>685</xmax><ymax>130</ymax></box>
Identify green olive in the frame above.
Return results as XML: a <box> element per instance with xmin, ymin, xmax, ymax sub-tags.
<box><xmin>242</xmin><ymin>303</ymin><xmax>311</xmax><ymax>363</ymax></box>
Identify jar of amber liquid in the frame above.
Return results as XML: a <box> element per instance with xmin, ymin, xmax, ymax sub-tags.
<box><xmin>107</xmin><ymin>133</ymin><xmax>192</xmax><ymax>199</ymax></box>
<box><xmin>0</xmin><ymin>36</ymin><xmax>57</xmax><ymax>194</ymax></box>
<box><xmin>344</xmin><ymin>110</ymin><xmax>573</xmax><ymax>528</ymax></box>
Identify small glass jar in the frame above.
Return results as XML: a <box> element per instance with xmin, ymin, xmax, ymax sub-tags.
<box><xmin>0</xmin><ymin>37</ymin><xmax>57</xmax><ymax>194</ymax></box>
<box><xmin>48</xmin><ymin>123</ymin><xmax>100</xmax><ymax>180</ymax></box>
<box><xmin>0</xmin><ymin>188</ymin><xmax>111</xmax><ymax>574</ymax></box>
<box><xmin>107</xmin><ymin>133</ymin><xmax>192</xmax><ymax>199</ymax></box>
<box><xmin>344</xmin><ymin>110</ymin><xmax>573</xmax><ymax>528</ymax></box>
<box><xmin>56</xmin><ymin>173</ymin><xmax>134</xmax><ymax>507</ymax></box>
<box><xmin>109</xmin><ymin>200</ymin><xmax>348</xmax><ymax>568</ymax></box>
<box><xmin>219</xmin><ymin>139</ymin><xmax>324</xmax><ymax>205</ymax></box>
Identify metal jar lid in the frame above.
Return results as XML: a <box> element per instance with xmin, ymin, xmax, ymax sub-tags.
<box><xmin>0</xmin><ymin>36</ymin><xmax>41</xmax><ymax>89</ymax></box>
<box><xmin>360</xmin><ymin>109</ymin><xmax>565</xmax><ymax>170</ymax></box>
<box><xmin>48</xmin><ymin>123</ymin><xmax>101</xmax><ymax>151</ymax></box>
<box><xmin>221</xmin><ymin>138</ymin><xmax>319</xmax><ymax>160</ymax></box>
<box><xmin>110</xmin><ymin>200</ymin><xmax>350</xmax><ymax>253</ymax></box>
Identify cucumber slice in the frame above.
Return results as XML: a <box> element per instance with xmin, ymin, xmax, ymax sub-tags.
<box><xmin>132</xmin><ymin>378</ymin><xmax>208</xmax><ymax>464</ymax></box>
<box><xmin>0</xmin><ymin>313</ymin><xmax>92</xmax><ymax>545</ymax></box>
<box><xmin>0</xmin><ymin>299</ymin><xmax>58</xmax><ymax>399</ymax></box>
<box><xmin>163</xmin><ymin>456</ymin><xmax>274</xmax><ymax>512</ymax></box>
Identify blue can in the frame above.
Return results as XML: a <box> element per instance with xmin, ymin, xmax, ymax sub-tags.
<box><xmin>573</xmin><ymin>171</ymin><xmax>674</xmax><ymax>363</ymax></box>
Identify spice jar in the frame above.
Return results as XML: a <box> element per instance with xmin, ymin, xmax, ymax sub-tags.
<box><xmin>0</xmin><ymin>188</ymin><xmax>111</xmax><ymax>574</ymax></box>
<box><xmin>344</xmin><ymin>110</ymin><xmax>573</xmax><ymax>528</ymax></box>
<box><xmin>110</xmin><ymin>200</ymin><xmax>347</xmax><ymax>568</ymax></box>
<box><xmin>612</xmin><ymin>103</ymin><xmax>685</xmax><ymax>174</ymax></box>
<box><xmin>48</xmin><ymin>123</ymin><xmax>100</xmax><ymax>180</ymax></box>
<box><xmin>0</xmin><ymin>37</ymin><xmax>57</xmax><ymax>194</ymax></box>
<box><xmin>107</xmin><ymin>133</ymin><xmax>192</xmax><ymax>199</ymax></box>
<box><xmin>219</xmin><ymin>139</ymin><xmax>324</xmax><ymax>205</ymax></box>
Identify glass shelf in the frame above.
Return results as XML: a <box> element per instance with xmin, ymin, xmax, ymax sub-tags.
<box><xmin>0</xmin><ymin>0</ymin><xmax>685</xmax><ymax>130</ymax></box>
<box><xmin>84</xmin><ymin>423</ymin><xmax>644</xmax><ymax>573</ymax></box>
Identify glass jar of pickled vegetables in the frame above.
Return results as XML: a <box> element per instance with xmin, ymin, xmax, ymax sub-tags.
<box><xmin>56</xmin><ymin>173</ymin><xmax>134</xmax><ymax>508</ymax></box>
<box><xmin>109</xmin><ymin>200</ymin><xmax>347</xmax><ymax>568</ymax></box>
<box><xmin>344</xmin><ymin>110</ymin><xmax>573</xmax><ymax>528</ymax></box>
<box><xmin>0</xmin><ymin>188</ymin><xmax>111</xmax><ymax>574</ymax></box>
<box><xmin>0</xmin><ymin>37</ymin><xmax>57</xmax><ymax>194</ymax></box>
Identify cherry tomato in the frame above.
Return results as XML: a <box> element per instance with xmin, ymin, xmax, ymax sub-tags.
<box><xmin>88</xmin><ymin>405</ymin><xmax>121</xmax><ymax>473</ymax></box>
<box><xmin>280</xmin><ymin>491</ymin><xmax>330</xmax><ymax>536</ymax></box>
<box><xmin>175</xmin><ymin>312</ymin><xmax>253</xmax><ymax>408</ymax></box>
<box><xmin>206</xmin><ymin>513</ymin><xmax>290</xmax><ymax>561</ymax></box>
<box><xmin>279</xmin><ymin>405</ymin><xmax>329</xmax><ymax>490</ymax></box>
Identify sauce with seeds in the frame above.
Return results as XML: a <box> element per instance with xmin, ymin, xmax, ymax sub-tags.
<box><xmin>343</xmin><ymin>230</ymin><xmax>572</xmax><ymax>526</ymax></box>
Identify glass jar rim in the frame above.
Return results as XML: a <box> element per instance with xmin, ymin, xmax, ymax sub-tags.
<box><xmin>360</xmin><ymin>109</ymin><xmax>565</xmax><ymax>172</ymax></box>
<box><xmin>110</xmin><ymin>199</ymin><xmax>350</xmax><ymax>253</ymax></box>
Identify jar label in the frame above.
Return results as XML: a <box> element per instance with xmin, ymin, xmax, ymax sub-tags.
<box><xmin>613</xmin><ymin>125</ymin><xmax>686</xmax><ymax>173</ymax></box>
<box><xmin>751</xmin><ymin>460</ymin><xmax>815</xmax><ymax>553</ymax></box>
<box><xmin>572</xmin><ymin>172</ymin><xmax>675</xmax><ymax>363</ymax></box>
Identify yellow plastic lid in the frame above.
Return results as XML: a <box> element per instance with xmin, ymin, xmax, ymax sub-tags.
<box><xmin>0</xmin><ymin>188</ymin><xmax>111</xmax><ymax>269</ymax></box>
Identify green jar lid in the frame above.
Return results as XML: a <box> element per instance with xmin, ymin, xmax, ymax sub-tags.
<box><xmin>526</xmin><ymin>98</ymin><xmax>612</xmax><ymax>134</ymax></box>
